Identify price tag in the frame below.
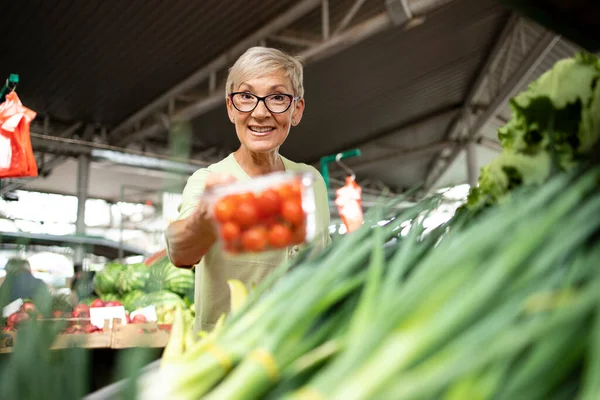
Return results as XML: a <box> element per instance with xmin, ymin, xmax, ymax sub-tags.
<box><xmin>2</xmin><ymin>298</ymin><xmax>23</xmax><ymax>318</ymax></box>
<box><xmin>131</xmin><ymin>306</ymin><xmax>157</xmax><ymax>322</ymax></box>
<box><xmin>90</xmin><ymin>306</ymin><xmax>127</xmax><ymax>329</ymax></box>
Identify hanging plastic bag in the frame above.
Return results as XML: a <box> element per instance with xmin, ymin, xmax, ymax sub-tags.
<box><xmin>335</xmin><ymin>176</ymin><xmax>363</xmax><ymax>233</ymax></box>
<box><xmin>0</xmin><ymin>91</ymin><xmax>38</xmax><ymax>178</ymax></box>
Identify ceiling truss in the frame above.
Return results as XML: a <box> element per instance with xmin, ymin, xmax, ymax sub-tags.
<box><xmin>107</xmin><ymin>0</ymin><xmax>458</xmax><ymax>148</ymax></box>
<box><xmin>422</xmin><ymin>14</ymin><xmax>560</xmax><ymax>192</ymax></box>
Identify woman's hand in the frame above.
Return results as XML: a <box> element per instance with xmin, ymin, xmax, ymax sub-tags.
<box><xmin>166</xmin><ymin>173</ymin><xmax>237</xmax><ymax>268</ymax></box>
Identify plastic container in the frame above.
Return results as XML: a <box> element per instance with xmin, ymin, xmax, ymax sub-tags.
<box><xmin>204</xmin><ymin>171</ymin><xmax>317</xmax><ymax>254</ymax></box>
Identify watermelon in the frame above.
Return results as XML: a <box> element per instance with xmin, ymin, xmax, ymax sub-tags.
<box><xmin>100</xmin><ymin>293</ymin><xmax>121</xmax><ymax>303</ymax></box>
<box><xmin>93</xmin><ymin>262</ymin><xmax>124</xmax><ymax>295</ymax></box>
<box><xmin>121</xmin><ymin>290</ymin><xmax>146</xmax><ymax>312</ymax></box>
<box><xmin>116</xmin><ymin>263</ymin><xmax>150</xmax><ymax>294</ymax></box>
<box><xmin>146</xmin><ymin>256</ymin><xmax>194</xmax><ymax>297</ymax></box>
<box><xmin>134</xmin><ymin>290</ymin><xmax>186</xmax><ymax>310</ymax></box>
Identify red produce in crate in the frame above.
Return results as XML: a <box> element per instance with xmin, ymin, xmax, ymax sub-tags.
<box><xmin>20</xmin><ymin>301</ymin><xmax>37</xmax><ymax>314</ymax></box>
<box><xmin>90</xmin><ymin>299</ymin><xmax>105</xmax><ymax>308</ymax></box>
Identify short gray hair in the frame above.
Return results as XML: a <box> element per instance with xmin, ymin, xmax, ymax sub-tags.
<box><xmin>226</xmin><ymin>47</ymin><xmax>305</xmax><ymax>99</ymax></box>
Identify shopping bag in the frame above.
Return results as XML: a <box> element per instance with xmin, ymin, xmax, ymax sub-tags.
<box><xmin>0</xmin><ymin>91</ymin><xmax>38</xmax><ymax>178</ymax></box>
<box><xmin>334</xmin><ymin>176</ymin><xmax>363</xmax><ymax>233</ymax></box>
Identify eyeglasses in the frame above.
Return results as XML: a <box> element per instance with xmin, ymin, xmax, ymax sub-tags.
<box><xmin>230</xmin><ymin>92</ymin><xmax>298</xmax><ymax>114</ymax></box>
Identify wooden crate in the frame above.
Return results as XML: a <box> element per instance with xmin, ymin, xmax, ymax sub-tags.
<box><xmin>111</xmin><ymin>322</ymin><xmax>171</xmax><ymax>349</ymax></box>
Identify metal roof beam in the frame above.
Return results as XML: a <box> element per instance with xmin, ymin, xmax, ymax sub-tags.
<box><xmin>422</xmin><ymin>17</ymin><xmax>560</xmax><ymax>192</ymax></box>
<box><xmin>335</xmin><ymin>0</ymin><xmax>368</xmax><ymax>34</ymax></box>
<box><xmin>346</xmin><ymin>140</ymin><xmax>453</xmax><ymax>173</ymax></box>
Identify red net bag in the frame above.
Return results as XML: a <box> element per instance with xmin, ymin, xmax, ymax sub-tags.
<box><xmin>335</xmin><ymin>176</ymin><xmax>363</xmax><ymax>233</ymax></box>
<box><xmin>0</xmin><ymin>91</ymin><xmax>38</xmax><ymax>178</ymax></box>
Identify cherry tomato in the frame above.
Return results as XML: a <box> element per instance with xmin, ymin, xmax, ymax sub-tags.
<box><xmin>268</xmin><ymin>224</ymin><xmax>292</xmax><ymax>248</ymax></box>
<box><xmin>277</xmin><ymin>181</ymin><xmax>302</xmax><ymax>201</ymax></box>
<box><xmin>281</xmin><ymin>200</ymin><xmax>304</xmax><ymax>225</ymax></box>
<box><xmin>234</xmin><ymin>192</ymin><xmax>257</xmax><ymax>205</ymax></box>
<box><xmin>291</xmin><ymin>223</ymin><xmax>306</xmax><ymax>244</ymax></box>
<box><xmin>241</xmin><ymin>226</ymin><xmax>269</xmax><ymax>252</ymax></box>
<box><xmin>214</xmin><ymin>198</ymin><xmax>236</xmax><ymax>222</ymax></box>
<box><xmin>276</xmin><ymin>184</ymin><xmax>294</xmax><ymax>201</ymax></box>
<box><xmin>256</xmin><ymin>189</ymin><xmax>282</xmax><ymax>217</ymax></box>
<box><xmin>290</xmin><ymin>181</ymin><xmax>302</xmax><ymax>200</ymax></box>
<box><xmin>234</xmin><ymin>200</ymin><xmax>259</xmax><ymax>227</ymax></box>
<box><xmin>221</xmin><ymin>221</ymin><xmax>241</xmax><ymax>241</ymax></box>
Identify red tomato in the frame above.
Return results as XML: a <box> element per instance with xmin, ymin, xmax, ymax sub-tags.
<box><xmin>52</xmin><ymin>310</ymin><xmax>63</xmax><ymax>318</ymax></box>
<box><xmin>268</xmin><ymin>224</ymin><xmax>292</xmax><ymax>248</ymax></box>
<box><xmin>6</xmin><ymin>312</ymin><xmax>18</xmax><ymax>327</ymax></box>
<box><xmin>132</xmin><ymin>314</ymin><xmax>148</xmax><ymax>324</ymax></box>
<box><xmin>256</xmin><ymin>189</ymin><xmax>282</xmax><ymax>217</ymax></box>
<box><xmin>221</xmin><ymin>221</ymin><xmax>241</xmax><ymax>241</ymax></box>
<box><xmin>104</xmin><ymin>301</ymin><xmax>122</xmax><ymax>308</ymax></box>
<box><xmin>12</xmin><ymin>312</ymin><xmax>30</xmax><ymax>327</ymax></box>
<box><xmin>20</xmin><ymin>302</ymin><xmax>36</xmax><ymax>314</ymax></box>
<box><xmin>90</xmin><ymin>299</ymin><xmax>105</xmax><ymax>308</ymax></box>
<box><xmin>281</xmin><ymin>200</ymin><xmax>304</xmax><ymax>225</ymax></box>
<box><xmin>276</xmin><ymin>182</ymin><xmax>302</xmax><ymax>202</ymax></box>
<box><xmin>241</xmin><ymin>226</ymin><xmax>269</xmax><ymax>252</ymax></box>
<box><xmin>290</xmin><ymin>222</ymin><xmax>307</xmax><ymax>245</ymax></box>
<box><xmin>234</xmin><ymin>200</ymin><xmax>259</xmax><ymax>227</ymax></box>
<box><xmin>214</xmin><ymin>198</ymin><xmax>236</xmax><ymax>223</ymax></box>
<box><xmin>236</xmin><ymin>192</ymin><xmax>256</xmax><ymax>203</ymax></box>
<box><xmin>276</xmin><ymin>184</ymin><xmax>294</xmax><ymax>201</ymax></box>
<box><xmin>290</xmin><ymin>181</ymin><xmax>302</xmax><ymax>200</ymax></box>
<box><xmin>73</xmin><ymin>303</ymin><xmax>90</xmax><ymax>318</ymax></box>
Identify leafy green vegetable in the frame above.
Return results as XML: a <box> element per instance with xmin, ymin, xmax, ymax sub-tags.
<box><xmin>467</xmin><ymin>52</ymin><xmax>600</xmax><ymax>209</ymax></box>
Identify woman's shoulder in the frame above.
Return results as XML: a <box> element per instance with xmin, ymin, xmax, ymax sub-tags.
<box><xmin>188</xmin><ymin>154</ymin><xmax>237</xmax><ymax>179</ymax></box>
<box><xmin>281</xmin><ymin>156</ymin><xmax>321</xmax><ymax>177</ymax></box>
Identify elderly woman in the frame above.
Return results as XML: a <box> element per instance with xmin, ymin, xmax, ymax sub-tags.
<box><xmin>166</xmin><ymin>47</ymin><xmax>331</xmax><ymax>332</ymax></box>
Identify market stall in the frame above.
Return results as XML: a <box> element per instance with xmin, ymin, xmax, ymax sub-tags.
<box><xmin>0</xmin><ymin>0</ymin><xmax>599</xmax><ymax>398</ymax></box>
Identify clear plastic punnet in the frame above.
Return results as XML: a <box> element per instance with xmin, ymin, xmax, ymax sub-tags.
<box><xmin>203</xmin><ymin>171</ymin><xmax>317</xmax><ymax>254</ymax></box>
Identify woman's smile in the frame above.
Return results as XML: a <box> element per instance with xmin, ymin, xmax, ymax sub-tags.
<box><xmin>248</xmin><ymin>125</ymin><xmax>276</xmax><ymax>136</ymax></box>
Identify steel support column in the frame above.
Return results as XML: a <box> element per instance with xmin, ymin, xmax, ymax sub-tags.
<box><xmin>466</xmin><ymin>141</ymin><xmax>477</xmax><ymax>187</ymax></box>
<box><xmin>74</xmin><ymin>154</ymin><xmax>90</xmax><ymax>269</ymax></box>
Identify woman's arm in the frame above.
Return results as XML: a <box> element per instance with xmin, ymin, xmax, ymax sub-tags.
<box><xmin>165</xmin><ymin>204</ymin><xmax>216</xmax><ymax>268</ymax></box>
<box><xmin>166</xmin><ymin>172</ymin><xmax>236</xmax><ymax>268</ymax></box>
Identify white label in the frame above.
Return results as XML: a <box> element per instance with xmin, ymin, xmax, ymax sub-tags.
<box><xmin>89</xmin><ymin>306</ymin><xmax>127</xmax><ymax>328</ymax></box>
<box><xmin>131</xmin><ymin>305</ymin><xmax>157</xmax><ymax>322</ymax></box>
<box><xmin>2</xmin><ymin>298</ymin><xmax>23</xmax><ymax>317</ymax></box>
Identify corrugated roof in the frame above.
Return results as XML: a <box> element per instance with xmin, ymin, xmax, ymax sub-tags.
<box><xmin>0</xmin><ymin>0</ymin><xmax>297</xmax><ymax>126</ymax></box>
<box><xmin>187</xmin><ymin>0</ymin><xmax>510</xmax><ymax>190</ymax></box>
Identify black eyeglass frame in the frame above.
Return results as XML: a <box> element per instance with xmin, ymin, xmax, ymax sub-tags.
<box><xmin>229</xmin><ymin>92</ymin><xmax>299</xmax><ymax>114</ymax></box>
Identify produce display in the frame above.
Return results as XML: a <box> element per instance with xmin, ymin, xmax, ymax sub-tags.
<box><xmin>90</xmin><ymin>254</ymin><xmax>194</xmax><ymax>325</ymax></box>
<box><xmin>466</xmin><ymin>52</ymin><xmax>600</xmax><ymax>209</ymax></box>
<box><xmin>208</xmin><ymin>172</ymin><xmax>315</xmax><ymax>253</ymax></box>
<box><xmin>138</xmin><ymin>54</ymin><xmax>600</xmax><ymax>400</ymax></box>
<box><xmin>2</xmin><ymin>298</ymin><xmax>104</xmax><ymax>335</ymax></box>
<box><xmin>116</xmin><ymin>263</ymin><xmax>150</xmax><ymax>294</ymax></box>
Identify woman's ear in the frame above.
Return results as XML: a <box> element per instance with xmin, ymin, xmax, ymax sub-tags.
<box><xmin>226</xmin><ymin>97</ymin><xmax>236</xmax><ymax>124</ymax></box>
<box><xmin>291</xmin><ymin>98</ymin><xmax>305</xmax><ymax>126</ymax></box>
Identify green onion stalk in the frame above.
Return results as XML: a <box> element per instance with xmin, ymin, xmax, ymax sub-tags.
<box><xmin>143</xmin><ymin>198</ymin><xmax>441</xmax><ymax>399</ymax></box>
<box><xmin>201</xmin><ymin>203</ymin><xmax>441</xmax><ymax>399</ymax></box>
<box><xmin>289</xmin><ymin>168</ymin><xmax>600</xmax><ymax>400</ymax></box>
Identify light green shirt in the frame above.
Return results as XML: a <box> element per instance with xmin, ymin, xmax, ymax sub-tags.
<box><xmin>173</xmin><ymin>153</ymin><xmax>331</xmax><ymax>332</ymax></box>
